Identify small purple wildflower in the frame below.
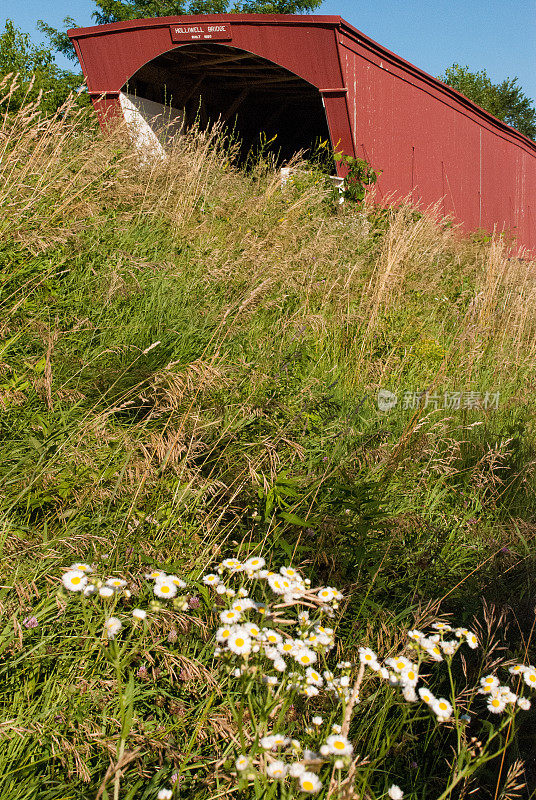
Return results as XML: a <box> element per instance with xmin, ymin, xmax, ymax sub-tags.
<box><xmin>23</xmin><ymin>616</ymin><xmax>38</xmax><ymax>629</ymax></box>
<box><xmin>188</xmin><ymin>596</ymin><xmax>200</xmax><ymax>609</ymax></box>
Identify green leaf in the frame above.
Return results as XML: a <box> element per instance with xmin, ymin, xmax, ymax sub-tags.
<box><xmin>279</xmin><ymin>511</ymin><xmax>310</xmax><ymax>526</ymax></box>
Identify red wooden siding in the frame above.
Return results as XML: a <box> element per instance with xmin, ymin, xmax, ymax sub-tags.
<box><xmin>68</xmin><ymin>14</ymin><xmax>536</xmax><ymax>253</ymax></box>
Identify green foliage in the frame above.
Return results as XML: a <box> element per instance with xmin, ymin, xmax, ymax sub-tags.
<box><xmin>0</xmin><ymin>20</ymin><xmax>86</xmax><ymax>114</ymax></box>
<box><xmin>439</xmin><ymin>63</ymin><xmax>536</xmax><ymax>140</ymax></box>
<box><xmin>333</xmin><ymin>151</ymin><xmax>380</xmax><ymax>203</ymax></box>
<box><xmin>1</xmin><ymin>94</ymin><xmax>536</xmax><ymax>798</ymax></box>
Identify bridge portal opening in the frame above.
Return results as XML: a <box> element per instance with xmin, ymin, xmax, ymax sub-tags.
<box><xmin>121</xmin><ymin>43</ymin><xmax>332</xmax><ymax>163</ymax></box>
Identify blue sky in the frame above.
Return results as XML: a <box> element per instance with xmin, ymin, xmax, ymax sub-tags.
<box><xmin>2</xmin><ymin>0</ymin><xmax>535</xmax><ymax>101</ymax></box>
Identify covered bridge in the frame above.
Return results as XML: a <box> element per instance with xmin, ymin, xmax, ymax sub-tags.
<box><xmin>68</xmin><ymin>14</ymin><xmax>536</xmax><ymax>252</ymax></box>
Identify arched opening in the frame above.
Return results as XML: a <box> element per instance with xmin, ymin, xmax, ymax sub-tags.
<box><xmin>121</xmin><ymin>43</ymin><xmax>332</xmax><ymax>163</ymax></box>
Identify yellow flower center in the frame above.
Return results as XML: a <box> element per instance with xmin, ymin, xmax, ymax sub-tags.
<box><xmin>72</xmin><ymin>577</ymin><xmax>81</xmax><ymax>585</ymax></box>
<box><xmin>223</xmin><ymin>629</ymin><xmax>230</xmax><ymax>637</ymax></box>
<box><xmin>439</xmin><ymin>703</ymin><xmax>447</xmax><ymax>710</ymax></box>
<box><xmin>236</xmin><ymin>638</ymin><xmax>244</xmax><ymax>647</ymax></box>
<box><xmin>303</xmin><ymin>781</ymin><xmax>314</xmax><ymax>791</ymax></box>
<box><xmin>396</xmin><ymin>662</ymin><xmax>405</xmax><ymax>670</ymax></box>
<box><xmin>529</xmin><ymin>675</ymin><xmax>536</xmax><ymax>682</ymax></box>
<box><xmin>334</xmin><ymin>741</ymin><xmax>345</xmax><ymax>750</ymax></box>
<box><xmin>492</xmin><ymin>699</ymin><xmax>500</xmax><ymax>706</ymax></box>
<box><xmin>407</xmin><ymin>671</ymin><xmax>415</xmax><ymax>680</ymax></box>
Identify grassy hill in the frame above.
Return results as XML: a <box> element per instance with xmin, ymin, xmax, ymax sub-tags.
<box><xmin>1</xmin><ymin>85</ymin><xmax>536</xmax><ymax>800</ymax></box>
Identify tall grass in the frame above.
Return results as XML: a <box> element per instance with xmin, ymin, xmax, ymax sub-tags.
<box><xmin>1</xmin><ymin>82</ymin><xmax>535</xmax><ymax>798</ymax></box>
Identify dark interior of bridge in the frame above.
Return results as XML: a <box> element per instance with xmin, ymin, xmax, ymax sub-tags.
<box><xmin>122</xmin><ymin>43</ymin><xmax>332</xmax><ymax>163</ymax></box>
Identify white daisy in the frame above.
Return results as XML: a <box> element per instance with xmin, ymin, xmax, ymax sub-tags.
<box><xmin>221</xmin><ymin>558</ymin><xmax>242</xmax><ymax>572</ymax></box>
<box><xmin>386</xmin><ymin>656</ymin><xmax>411</xmax><ymax>673</ymax></box>
<box><xmin>317</xmin><ymin>587</ymin><xmax>335</xmax><ymax>602</ymax></box>
<box><xmin>418</xmin><ymin>686</ymin><xmax>435</xmax><ymax>705</ymax></box>
<box><xmin>244</xmin><ymin>556</ymin><xmax>265</xmax><ymax>571</ymax></box>
<box><xmin>235</xmin><ymin>755</ymin><xmax>249</xmax><ymax>771</ymax></box>
<box><xmin>432</xmin><ymin>697</ymin><xmax>453</xmax><ymax>721</ymax></box>
<box><xmin>487</xmin><ymin>693</ymin><xmax>507</xmax><ymax>714</ymax></box>
<box><xmin>216</xmin><ymin>625</ymin><xmax>234</xmax><ymax>642</ymax></box>
<box><xmin>266</xmin><ymin>760</ymin><xmax>287</xmax><ymax>779</ymax></box>
<box><xmin>400</xmin><ymin>665</ymin><xmax>419</xmax><ymax>686</ymax></box>
<box><xmin>83</xmin><ymin>585</ymin><xmax>96</xmax><ymax>596</ymax></box>
<box><xmin>232</xmin><ymin>598</ymin><xmax>255</xmax><ymax>613</ymax></box>
<box><xmin>145</xmin><ymin>570</ymin><xmax>166</xmax><ymax>580</ymax></box>
<box><xmin>440</xmin><ymin>640</ymin><xmax>459</xmax><ymax>656</ymax></box>
<box><xmin>325</xmin><ymin>734</ymin><xmax>353</xmax><ymax>756</ymax></box>
<box><xmin>480</xmin><ymin>675</ymin><xmax>500</xmax><ymax>693</ymax></box>
<box><xmin>420</xmin><ymin>638</ymin><xmax>444</xmax><ymax>661</ymax></box>
<box><xmin>203</xmin><ymin>573</ymin><xmax>220</xmax><ymax>586</ymax></box>
<box><xmin>432</xmin><ymin>622</ymin><xmax>452</xmax><ymax>632</ymax></box>
<box><xmin>268</xmin><ymin>574</ymin><xmax>292</xmax><ymax>595</ymax></box>
<box><xmin>312</xmin><ymin>715</ymin><xmax>323</xmax><ymax>725</ymax></box>
<box><xmin>132</xmin><ymin>608</ymin><xmax>147</xmax><ymax>619</ymax></box>
<box><xmin>331</xmin><ymin>724</ymin><xmax>342</xmax><ymax>734</ymax></box>
<box><xmin>280</xmin><ymin>566</ymin><xmax>299</xmax><ymax>579</ymax></box>
<box><xmin>154</xmin><ymin>580</ymin><xmax>177</xmax><ymax>599</ymax></box>
<box><xmin>227</xmin><ymin>630</ymin><xmax>252</xmax><ymax>655</ymax></box>
<box><xmin>71</xmin><ymin>562</ymin><xmax>92</xmax><ymax>572</ymax></box>
<box><xmin>263</xmin><ymin>629</ymin><xmax>282</xmax><ymax>646</ymax></box>
<box><xmin>294</xmin><ymin>648</ymin><xmax>317</xmax><ymax>667</ymax></box>
<box><xmin>260</xmin><ymin>735</ymin><xmax>275</xmax><ymax>750</ymax></box>
<box><xmin>523</xmin><ymin>668</ymin><xmax>536</xmax><ymax>689</ymax></box>
<box><xmin>167</xmin><ymin>575</ymin><xmax>187</xmax><ymax>589</ymax></box>
<box><xmin>298</xmin><ymin>771</ymin><xmax>322</xmax><ymax>793</ymax></box>
<box><xmin>99</xmin><ymin>586</ymin><xmax>114</xmax><ymax>598</ymax></box>
<box><xmin>508</xmin><ymin>664</ymin><xmax>526</xmax><ymax>675</ymax></box>
<box><xmin>157</xmin><ymin>790</ymin><xmax>172</xmax><ymax>800</ymax></box>
<box><xmin>104</xmin><ymin>617</ymin><xmax>122</xmax><ymax>639</ymax></box>
<box><xmin>106</xmin><ymin>578</ymin><xmax>127</xmax><ymax>589</ymax></box>
<box><xmin>278</xmin><ymin>639</ymin><xmax>296</xmax><ymax>655</ymax></box>
<box><xmin>359</xmin><ymin>647</ymin><xmax>379</xmax><ymax>668</ymax></box>
<box><xmin>306</xmin><ymin>667</ymin><xmax>323</xmax><ymax>686</ymax></box>
<box><xmin>517</xmin><ymin>697</ymin><xmax>531</xmax><ymax>710</ymax></box>
<box><xmin>465</xmin><ymin>631</ymin><xmax>478</xmax><ymax>649</ymax></box>
<box><xmin>243</xmin><ymin>622</ymin><xmax>261</xmax><ymax>638</ymax></box>
<box><xmin>62</xmin><ymin>570</ymin><xmax>87</xmax><ymax>592</ymax></box>
<box><xmin>220</xmin><ymin>608</ymin><xmax>242</xmax><ymax>624</ymax></box>
<box><xmin>388</xmin><ymin>785</ymin><xmax>404</xmax><ymax>799</ymax></box>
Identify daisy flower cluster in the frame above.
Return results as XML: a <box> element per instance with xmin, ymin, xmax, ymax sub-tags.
<box><xmin>144</xmin><ymin>569</ymin><xmax>188</xmax><ymax>608</ymax></box>
<box><xmin>476</xmin><ymin>665</ymin><xmax>536</xmax><ymax>714</ymax></box>
<box><xmin>59</xmin><ymin>562</ymin><xmax>191</xmax><ymax>641</ymax></box>
<box><xmin>233</xmin><ymin>724</ymin><xmax>357</xmax><ymax>794</ymax></box>
<box><xmin>205</xmin><ymin>558</ymin><xmax>347</xmax><ymax>698</ymax></box>
<box><xmin>356</xmin><ymin>624</ymin><xmax>534</xmax><ymax>722</ymax></box>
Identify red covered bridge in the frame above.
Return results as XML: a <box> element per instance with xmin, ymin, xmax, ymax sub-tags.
<box><xmin>68</xmin><ymin>14</ymin><xmax>536</xmax><ymax>252</ymax></box>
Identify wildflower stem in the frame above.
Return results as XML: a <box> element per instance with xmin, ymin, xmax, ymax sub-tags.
<box><xmin>341</xmin><ymin>662</ymin><xmax>365</xmax><ymax>737</ymax></box>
